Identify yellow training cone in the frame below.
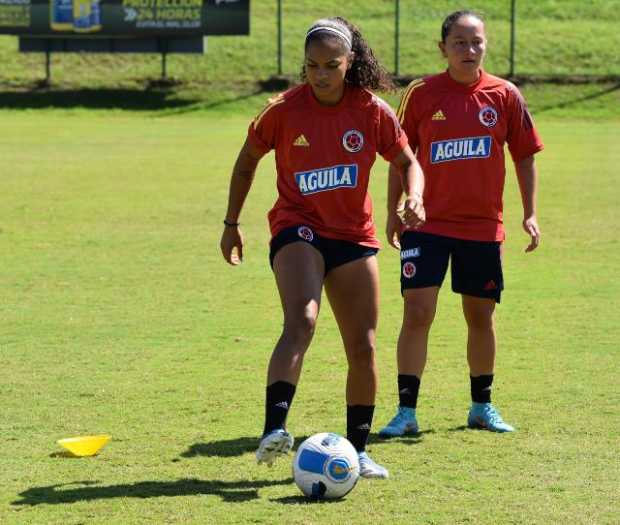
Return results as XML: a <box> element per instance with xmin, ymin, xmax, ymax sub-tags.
<box><xmin>57</xmin><ymin>435</ymin><xmax>111</xmax><ymax>457</ymax></box>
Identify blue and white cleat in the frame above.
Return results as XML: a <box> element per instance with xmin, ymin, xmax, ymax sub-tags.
<box><xmin>358</xmin><ymin>452</ymin><xmax>389</xmax><ymax>479</ymax></box>
<box><xmin>467</xmin><ymin>403</ymin><xmax>515</xmax><ymax>433</ymax></box>
<box><xmin>378</xmin><ymin>406</ymin><xmax>419</xmax><ymax>437</ymax></box>
<box><xmin>256</xmin><ymin>429</ymin><xmax>294</xmax><ymax>466</ymax></box>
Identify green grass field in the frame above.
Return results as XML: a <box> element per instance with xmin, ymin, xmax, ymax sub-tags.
<box><xmin>1</xmin><ymin>94</ymin><xmax>618</xmax><ymax>523</ymax></box>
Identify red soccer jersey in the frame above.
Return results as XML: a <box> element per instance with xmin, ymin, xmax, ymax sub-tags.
<box><xmin>398</xmin><ymin>70</ymin><xmax>544</xmax><ymax>241</ymax></box>
<box><xmin>247</xmin><ymin>83</ymin><xmax>408</xmax><ymax>248</ymax></box>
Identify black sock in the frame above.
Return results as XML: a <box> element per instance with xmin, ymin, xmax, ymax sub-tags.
<box><xmin>398</xmin><ymin>374</ymin><xmax>421</xmax><ymax>408</ymax></box>
<box><xmin>263</xmin><ymin>381</ymin><xmax>296</xmax><ymax>436</ymax></box>
<box><xmin>347</xmin><ymin>405</ymin><xmax>375</xmax><ymax>453</ymax></box>
<box><xmin>470</xmin><ymin>374</ymin><xmax>493</xmax><ymax>403</ymax></box>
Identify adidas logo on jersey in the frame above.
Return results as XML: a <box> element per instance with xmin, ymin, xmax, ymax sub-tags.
<box><xmin>293</xmin><ymin>134</ymin><xmax>310</xmax><ymax>147</ymax></box>
<box><xmin>274</xmin><ymin>401</ymin><xmax>289</xmax><ymax>409</ymax></box>
<box><xmin>356</xmin><ymin>423</ymin><xmax>371</xmax><ymax>431</ymax></box>
<box><xmin>432</xmin><ymin>110</ymin><xmax>446</xmax><ymax>120</ymax></box>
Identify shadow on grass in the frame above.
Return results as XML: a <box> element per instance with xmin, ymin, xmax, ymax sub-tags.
<box><xmin>180</xmin><ymin>430</ymin><xmax>434</xmax><ymax>458</ymax></box>
<box><xmin>446</xmin><ymin>425</ymin><xmax>469</xmax><ymax>432</ymax></box>
<box><xmin>368</xmin><ymin>429</ymin><xmax>435</xmax><ymax>445</ymax></box>
<box><xmin>272</xmin><ymin>495</ymin><xmax>347</xmax><ymax>505</ymax></box>
<box><xmin>12</xmin><ymin>477</ymin><xmax>294</xmax><ymax>506</ymax></box>
<box><xmin>0</xmin><ymin>83</ymin><xmax>264</xmax><ymax>112</ymax></box>
<box><xmin>48</xmin><ymin>451</ymin><xmax>83</xmax><ymax>459</ymax></box>
<box><xmin>0</xmin><ymin>87</ymin><xmax>198</xmax><ymax>110</ymax></box>
<box><xmin>157</xmin><ymin>88</ymin><xmax>263</xmax><ymax>116</ymax></box>
<box><xmin>536</xmin><ymin>82</ymin><xmax>620</xmax><ymax>114</ymax></box>
<box><xmin>180</xmin><ymin>435</ymin><xmax>310</xmax><ymax>459</ymax></box>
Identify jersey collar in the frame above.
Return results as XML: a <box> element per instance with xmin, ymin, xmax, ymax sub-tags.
<box><xmin>305</xmin><ymin>82</ymin><xmax>351</xmax><ymax>113</ymax></box>
<box><xmin>442</xmin><ymin>68</ymin><xmax>487</xmax><ymax>93</ymax></box>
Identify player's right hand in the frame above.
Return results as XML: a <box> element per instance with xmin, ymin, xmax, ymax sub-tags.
<box><xmin>522</xmin><ymin>215</ymin><xmax>541</xmax><ymax>253</ymax></box>
<box><xmin>220</xmin><ymin>226</ymin><xmax>244</xmax><ymax>265</ymax></box>
<box><xmin>386</xmin><ymin>213</ymin><xmax>402</xmax><ymax>249</ymax></box>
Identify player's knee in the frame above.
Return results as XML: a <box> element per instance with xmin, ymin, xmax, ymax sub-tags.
<box><xmin>464</xmin><ymin>310</ymin><xmax>495</xmax><ymax>331</ymax></box>
<box><xmin>346</xmin><ymin>340</ymin><xmax>376</xmax><ymax>369</ymax></box>
<box><xmin>282</xmin><ymin>311</ymin><xmax>317</xmax><ymax>347</ymax></box>
<box><xmin>403</xmin><ymin>299</ymin><xmax>436</xmax><ymax>330</ymax></box>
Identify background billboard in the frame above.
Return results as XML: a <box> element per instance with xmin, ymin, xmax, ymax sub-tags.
<box><xmin>0</xmin><ymin>0</ymin><xmax>249</xmax><ymax>36</ymax></box>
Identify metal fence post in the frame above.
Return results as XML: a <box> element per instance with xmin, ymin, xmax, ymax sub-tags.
<box><xmin>45</xmin><ymin>41</ymin><xmax>51</xmax><ymax>86</ymax></box>
<box><xmin>394</xmin><ymin>0</ymin><xmax>400</xmax><ymax>76</ymax></box>
<box><xmin>277</xmin><ymin>0</ymin><xmax>283</xmax><ymax>75</ymax></box>
<box><xmin>509</xmin><ymin>0</ymin><xmax>516</xmax><ymax>77</ymax></box>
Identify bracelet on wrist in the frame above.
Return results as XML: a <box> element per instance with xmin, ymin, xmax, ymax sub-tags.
<box><xmin>223</xmin><ymin>219</ymin><xmax>240</xmax><ymax>227</ymax></box>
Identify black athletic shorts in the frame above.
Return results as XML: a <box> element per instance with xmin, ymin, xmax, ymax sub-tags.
<box><xmin>400</xmin><ymin>231</ymin><xmax>504</xmax><ymax>302</ymax></box>
<box><xmin>270</xmin><ymin>225</ymin><xmax>378</xmax><ymax>275</ymax></box>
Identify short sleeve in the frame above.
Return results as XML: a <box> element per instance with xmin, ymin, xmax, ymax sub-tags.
<box><xmin>376</xmin><ymin>102</ymin><xmax>409</xmax><ymax>162</ymax></box>
<box><xmin>506</xmin><ymin>84</ymin><xmax>544</xmax><ymax>162</ymax></box>
<box><xmin>246</xmin><ymin>95</ymin><xmax>283</xmax><ymax>155</ymax></box>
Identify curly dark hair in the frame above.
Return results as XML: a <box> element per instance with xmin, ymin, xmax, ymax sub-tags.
<box><xmin>301</xmin><ymin>16</ymin><xmax>394</xmax><ymax>92</ymax></box>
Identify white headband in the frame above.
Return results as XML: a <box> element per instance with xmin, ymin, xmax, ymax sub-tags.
<box><xmin>306</xmin><ymin>26</ymin><xmax>352</xmax><ymax>49</ymax></box>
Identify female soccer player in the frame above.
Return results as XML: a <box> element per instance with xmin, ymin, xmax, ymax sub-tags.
<box><xmin>220</xmin><ymin>17</ymin><xmax>425</xmax><ymax>478</ymax></box>
<box><xmin>379</xmin><ymin>10</ymin><xmax>544</xmax><ymax>436</ymax></box>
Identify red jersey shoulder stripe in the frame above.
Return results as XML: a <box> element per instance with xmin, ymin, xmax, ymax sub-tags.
<box><xmin>252</xmin><ymin>93</ymin><xmax>286</xmax><ymax>129</ymax></box>
<box><xmin>396</xmin><ymin>78</ymin><xmax>425</xmax><ymax>123</ymax></box>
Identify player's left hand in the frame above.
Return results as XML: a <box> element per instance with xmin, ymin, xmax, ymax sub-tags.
<box><xmin>523</xmin><ymin>215</ymin><xmax>541</xmax><ymax>252</ymax></box>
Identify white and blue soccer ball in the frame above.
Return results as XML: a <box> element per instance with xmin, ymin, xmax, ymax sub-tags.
<box><xmin>292</xmin><ymin>432</ymin><xmax>360</xmax><ymax>499</ymax></box>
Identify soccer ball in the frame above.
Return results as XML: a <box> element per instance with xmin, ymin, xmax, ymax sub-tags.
<box><xmin>292</xmin><ymin>432</ymin><xmax>360</xmax><ymax>499</ymax></box>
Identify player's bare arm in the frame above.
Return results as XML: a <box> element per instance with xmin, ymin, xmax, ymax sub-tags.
<box><xmin>514</xmin><ymin>154</ymin><xmax>541</xmax><ymax>252</ymax></box>
<box><xmin>386</xmin><ymin>147</ymin><xmax>425</xmax><ymax>248</ymax></box>
<box><xmin>220</xmin><ymin>138</ymin><xmax>266</xmax><ymax>265</ymax></box>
